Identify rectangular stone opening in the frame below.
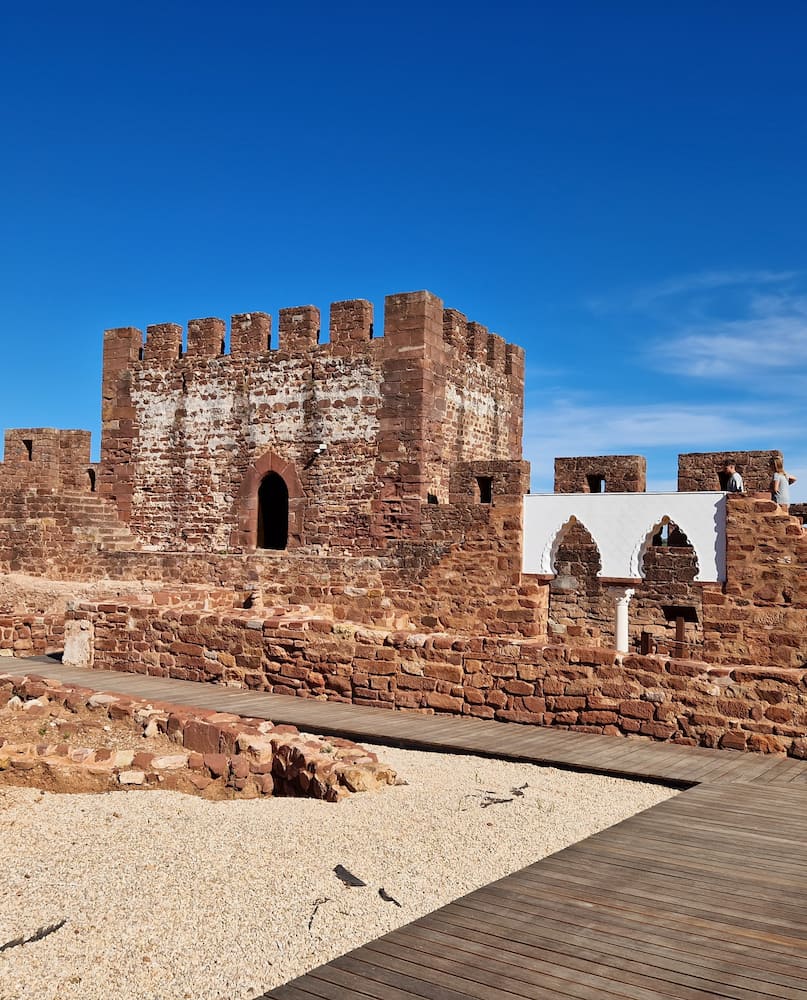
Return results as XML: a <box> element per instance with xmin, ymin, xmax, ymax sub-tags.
<box><xmin>586</xmin><ymin>474</ymin><xmax>606</xmax><ymax>493</ymax></box>
<box><xmin>476</xmin><ymin>476</ymin><xmax>493</xmax><ymax>504</ymax></box>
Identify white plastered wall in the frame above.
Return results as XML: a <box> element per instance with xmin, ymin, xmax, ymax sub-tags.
<box><xmin>522</xmin><ymin>492</ymin><xmax>727</xmax><ymax>582</ymax></box>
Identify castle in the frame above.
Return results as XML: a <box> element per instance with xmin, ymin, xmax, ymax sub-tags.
<box><xmin>2</xmin><ymin>290</ymin><xmax>806</xmax><ymax>756</ymax></box>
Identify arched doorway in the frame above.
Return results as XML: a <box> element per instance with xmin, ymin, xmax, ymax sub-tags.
<box><xmin>257</xmin><ymin>473</ymin><xmax>289</xmax><ymax>550</ymax></box>
<box><xmin>230</xmin><ymin>450</ymin><xmax>304</xmax><ymax>550</ymax></box>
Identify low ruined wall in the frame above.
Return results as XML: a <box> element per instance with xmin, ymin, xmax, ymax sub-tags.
<box><xmin>68</xmin><ymin>603</ymin><xmax>807</xmax><ymax>757</ymax></box>
<box><xmin>0</xmin><ymin>614</ymin><xmax>64</xmax><ymax>658</ymax></box>
<box><xmin>0</xmin><ymin>673</ymin><xmax>396</xmax><ymax>800</ymax></box>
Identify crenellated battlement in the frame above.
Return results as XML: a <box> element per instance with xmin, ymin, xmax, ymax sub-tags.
<box><xmin>0</xmin><ymin>428</ymin><xmax>95</xmax><ymax>492</ymax></box>
<box><xmin>99</xmin><ymin>289</ymin><xmax>527</xmax><ymax>547</ymax></box>
<box><xmin>104</xmin><ymin>291</ymin><xmax>522</xmax><ymax>376</ymax></box>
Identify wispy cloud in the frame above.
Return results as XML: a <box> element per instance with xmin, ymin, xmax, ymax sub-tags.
<box><xmin>629</xmin><ymin>269</ymin><xmax>798</xmax><ymax>309</ymax></box>
<box><xmin>525</xmin><ymin>399</ymin><xmax>792</xmax><ymax>456</ymax></box>
<box><xmin>649</xmin><ymin>289</ymin><xmax>807</xmax><ymax>382</ymax></box>
<box><xmin>586</xmin><ymin>269</ymin><xmax>799</xmax><ymax>315</ymax></box>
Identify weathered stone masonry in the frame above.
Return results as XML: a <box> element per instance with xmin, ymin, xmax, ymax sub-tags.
<box><xmin>2</xmin><ymin>288</ymin><xmax>807</xmax><ymax>758</ymax></box>
<box><xmin>67</xmin><ymin>601</ymin><xmax>807</xmax><ymax>758</ymax></box>
<box><xmin>1</xmin><ymin>292</ymin><xmax>537</xmax><ymax>638</ymax></box>
<box><xmin>99</xmin><ymin>292</ymin><xmax>525</xmax><ymax>553</ymax></box>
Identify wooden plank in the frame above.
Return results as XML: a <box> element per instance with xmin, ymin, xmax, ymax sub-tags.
<box><xmin>378</xmin><ymin>919</ymin><xmax>807</xmax><ymax>1000</ymax></box>
<box><xmin>416</xmin><ymin>903</ymin><xmax>807</xmax><ymax>992</ymax></box>
<box><xmin>334</xmin><ymin>949</ymin><xmax>633</xmax><ymax>1000</ymax></box>
<box><xmin>426</xmin><ymin>898</ymin><xmax>807</xmax><ymax>983</ymax></box>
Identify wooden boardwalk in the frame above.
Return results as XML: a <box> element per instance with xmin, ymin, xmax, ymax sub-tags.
<box><xmin>5</xmin><ymin>657</ymin><xmax>807</xmax><ymax>998</ymax></box>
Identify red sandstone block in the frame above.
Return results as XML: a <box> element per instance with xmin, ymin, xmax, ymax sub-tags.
<box><xmin>586</xmin><ymin>695</ymin><xmax>619</xmax><ymax>711</ymax></box>
<box><xmin>551</xmin><ymin>696</ymin><xmax>586</xmax><ymax>711</ymax></box>
<box><xmin>569</xmin><ymin>647</ymin><xmax>616</xmax><ymax>666</ymax></box>
<box><xmin>600</xmin><ymin>682</ymin><xmax>642</xmax><ymax>700</ymax></box>
<box><xmin>202</xmin><ymin>753</ymin><xmax>228</xmax><ymax>778</ymax></box>
<box><xmin>424</xmin><ymin>662</ymin><xmax>463</xmax><ymax>683</ymax></box>
<box><xmin>183</xmin><ymin>720</ymin><xmax>222</xmax><ymax>755</ymax></box>
<box><xmin>503</xmin><ymin>680</ymin><xmax>534</xmax><ymax>696</ymax></box>
<box><xmin>364</xmin><ymin>660</ymin><xmax>398</xmax><ymax>676</ymax></box>
<box><xmin>461</xmin><ymin>703</ymin><xmax>493</xmax><ymax>719</ymax></box>
<box><xmin>486</xmin><ymin>689</ymin><xmax>507</xmax><ymax>708</ymax></box>
<box><xmin>495</xmin><ymin>709</ymin><xmax>543</xmax><ymax>725</ymax></box>
<box><xmin>747</xmin><ymin>732</ymin><xmax>788</xmax><ymax>754</ymax></box>
<box><xmin>581</xmin><ymin>711</ymin><xmax>618</xmax><ymax>725</ymax></box>
<box><xmin>716</xmin><ymin>698</ymin><xmax>751</xmax><ymax>719</ymax></box>
<box><xmin>667</xmin><ymin>660</ymin><xmax>705</xmax><ymax>677</ymax></box>
<box><xmin>719</xmin><ymin>731</ymin><xmax>748</xmax><ymax>751</ymax></box>
<box><xmin>690</xmin><ymin>712</ymin><xmax>724</xmax><ymax>727</ymax></box>
<box><xmin>463</xmin><ymin>687</ymin><xmax>486</xmax><ymax>705</ymax></box>
<box><xmin>732</xmin><ymin>668</ymin><xmax>802</xmax><ymax>685</ymax></box>
<box><xmin>639</xmin><ymin>721</ymin><xmax>677</xmax><ymax>740</ymax></box>
<box><xmin>619</xmin><ymin>700</ymin><xmax>654</xmax><ymax>720</ymax></box>
<box><xmin>488</xmin><ymin>663</ymin><xmax>517</xmax><ymax>679</ymax></box>
<box><xmin>765</xmin><ymin>705</ymin><xmax>794</xmax><ymax>724</ymax></box>
<box><xmin>516</xmin><ymin>664</ymin><xmax>542</xmax><ymax>682</ymax></box>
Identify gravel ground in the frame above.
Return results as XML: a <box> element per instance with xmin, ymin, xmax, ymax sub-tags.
<box><xmin>0</xmin><ymin>742</ymin><xmax>675</xmax><ymax>1000</ymax></box>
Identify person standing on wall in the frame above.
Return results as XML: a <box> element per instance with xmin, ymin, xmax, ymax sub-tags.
<box><xmin>723</xmin><ymin>460</ymin><xmax>744</xmax><ymax>494</ymax></box>
<box><xmin>771</xmin><ymin>457</ymin><xmax>797</xmax><ymax>510</ymax></box>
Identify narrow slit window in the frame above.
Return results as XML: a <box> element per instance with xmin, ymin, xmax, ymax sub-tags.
<box><xmin>476</xmin><ymin>476</ymin><xmax>493</xmax><ymax>504</ymax></box>
<box><xmin>586</xmin><ymin>474</ymin><xmax>605</xmax><ymax>493</ymax></box>
<box><xmin>22</xmin><ymin>439</ymin><xmax>33</xmax><ymax>461</ymax></box>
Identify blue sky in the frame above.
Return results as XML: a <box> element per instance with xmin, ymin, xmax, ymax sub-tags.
<box><xmin>2</xmin><ymin>2</ymin><xmax>806</xmax><ymax>498</ymax></box>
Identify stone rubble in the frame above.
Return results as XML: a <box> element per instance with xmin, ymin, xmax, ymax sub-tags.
<box><xmin>0</xmin><ymin>673</ymin><xmax>396</xmax><ymax>800</ymax></box>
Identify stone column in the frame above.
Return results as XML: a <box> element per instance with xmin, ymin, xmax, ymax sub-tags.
<box><xmin>609</xmin><ymin>587</ymin><xmax>635</xmax><ymax>654</ymax></box>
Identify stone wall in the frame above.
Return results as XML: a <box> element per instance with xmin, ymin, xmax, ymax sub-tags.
<box><xmin>0</xmin><ymin>491</ymin><xmax>542</xmax><ymax>637</ymax></box>
<box><xmin>678</xmin><ymin>450</ymin><xmax>781</xmax><ymax>493</ymax></box>
<box><xmin>0</xmin><ymin>614</ymin><xmax>64</xmax><ymax>658</ymax></box>
<box><xmin>0</xmin><ymin>429</ymin><xmax>96</xmax><ymax>493</ymax></box>
<box><xmin>548</xmin><ymin>522</ymin><xmax>612</xmax><ymax>645</ymax></box>
<box><xmin>99</xmin><ymin>291</ymin><xmax>525</xmax><ymax>553</ymax></box>
<box><xmin>703</xmin><ymin>496</ymin><xmax>807</xmax><ymax>667</ymax></box>
<box><xmin>65</xmin><ymin>604</ymin><xmax>807</xmax><ymax>757</ymax></box>
<box><xmin>554</xmin><ymin>456</ymin><xmax>646</xmax><ymax>493</ymax></box>
<box><xmin>0</xmin><ymin>673</ymin><xmax>396</xmax><ymax>800</ymax></box>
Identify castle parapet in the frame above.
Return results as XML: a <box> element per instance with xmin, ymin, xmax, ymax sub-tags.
<box><xmin>231</xmin><ymin>312</ymin><xmax>271</xmax><ymax>355</ymax></box>
<box><xmin>101</xmin><ymin>293</ymin><xmax>524</xmax><ymax>371</ymax></box>
<box><xmin>144</xmin><ymin>323</ymin><xmax>183</xmax><ymax>365</ymax></box>
<box><xmin>505</xmin><ymin>343</ymin><xmax>525</xmax><ymax>379</ymax></box>
<box><xmin>187</xmin><ymin>317</ymin><xmax>226</xmax><ymax>358</ymax></box>
<box><xmin>279</xmin><ymin>306</ymin><xmax>320</xmax><ymax>353</ymax></box>
<box><xmin>554</xmin><ymin>456</ymin><xmax>647</xmax><ymax>494</ymax></box>
<box><xmin>466</xmin><ymin>321</ymin><xmax>489</xmax><ymax>363</ymax></box>
<box><xmin>2</xmin><ymin>428</ymin><xmax>93</xmax><ymax>491</ymax></box>
<box><xmin>487</xmin><ymin>332</ymin><xmax>507</xmax><ymax>372</ymax></box>
<box><xmin>443</xmin><ymin>308</ymin><xmax>467</xmax><ymax>351</ymax></box>
<box><xmin>329</xmin><ymin>299</ymin><xmax>373</xmax><ymax>354</ymax></box>
<box><xmin>382</xmin><ymin>291</ymin><xmax>443</xmax><ymax>356</ymax></box>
